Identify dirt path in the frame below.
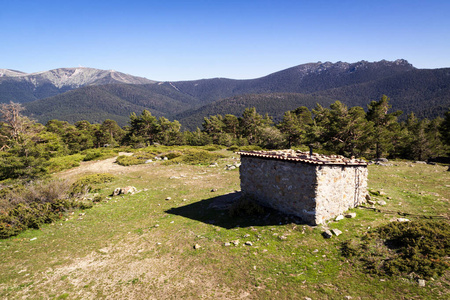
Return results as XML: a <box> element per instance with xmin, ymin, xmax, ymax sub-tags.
<box><xmin>58</xmin><ymin>152</ymin><xmax>135</xmax><ymax>179</ymax></box>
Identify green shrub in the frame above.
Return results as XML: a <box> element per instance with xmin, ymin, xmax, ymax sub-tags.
<box><xmin>48</xmin><ymin>154</ymin><xmax>84</xmax><ymax>173</ymax></box>
<box><xmin>341</xmin><ymin>220</ymin><xmax>450</xmax><ymax>279</ymax></box>
<box><xmin>116</xmin><ymin>155</ymin><xmax>146</xmax><ymax>166</ymax></box>
<box><xmin>70</xmin><ymin>173</ymin><xmax>116</xmax><ymax>196</ymax></box>
<box><xmin>165</xmin><ymin>151</ymin><xmax>183</xmax><ymax>160</ymax></box>
<box><xmin>227</xmin><ymin>145</ymin><xmax>240</xmax><ymax>152</ymax></box>
<box><xmin>238</xmin><ymin>145</ymin><xmax>263</xmax><ymax>151</ymax></box>
<box><xmin>0</xmin><ymin>180</ymin><xmax>85</xmax><ymax>239</ymax></box>
<box><xmin>163</xmin><ymin>149</ymin><xmax>225</xmax><ymax>165</ymax></box>
<box><xmin>202</xmin><ymin>144</ymin><xmax>223</xmax><ymax>151</ymax></box>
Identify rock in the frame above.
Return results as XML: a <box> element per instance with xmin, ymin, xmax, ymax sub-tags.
<box><xmin>376</xmin><ymin>158</ymin><xmax>389</xmax><ymax>162</ymax></box>
<box><xmin>245</xmin><ymin>241</ymin><xmax>253</xmax><ymax>246</ymax></box>
<box><xmin>427</xmin><ymin>161</ymin><xmax>436</xmax><ymax>165</ymax></box>
<box><xmin>211</xmin><ymin>189</ymin><xmax>218</xmax><ymax>192</ymax></box>
<box><xmin>418</xmin><ymin>279</ymin><xmax>426</xmax><ymax>287</ymax></box>
<box><xmin>387</xmin><ymin>196</ymin><xmax>392</xmax><ymax>200</ymax></box>
<box><xmin>344</xmin><ymin>296</ymin><xmax>352</xmax><ymax>300</ymax></box>
<box><xmin>121</xmin><ymin>186</ymin><xmax>137</xmax><ymax>195</ymax></box>
<box><xmin>377</xmin><ymin>200</ymin><xmax>387</xmax><ymax>206</ymax></box>
<box><xmin>231</xmin><ymin>240</ymin><xmax>240</xmax><ymax>246</ymax></box>
<box><xmin>30</xmin><ymin>237</ymin><xmax>37</xmax><ymax>241</ymax></box>
<box><xmin>397</xmin><ymin>218</ymin><xmax>410</xmax><ymax>222</ymax></box>
<box><xmin>279</xmin><ymin>235</ymin><xmax>287</xmax><ymax>240</ymax></box>
<box><xmin>322</xmin><ymin>230</ymin><xmax>333</xmax><ymax>239</ymax></box>
<box><xmin>331</xmin><ymin>229</ymin><xmax>342</xmax><ymax>236</ymax></box>
<box><xmin>113</xmin><ymin>188</ymin><xmax>121</xmax><ymax>196</ymax></box>
<box><xmin>163</xmin><ymin>157</ymin><xmax>168</xmax><ymax>161</ymax></box>
<box><xmin>193</xmin><ymin>244</ymin><xmax>201</xmax><ymax>250</ymax></box>
<box><xmin>243</xmin><ymin>234</ymin><xmax>250</xmax><ymax>238</ymax></box>
<box><xmin>224</xmin><ymin>242</ymin><xmax>231</xmax><ymax>247</ymax></box>
<box><xmin>335</xmin><ymin>215</ymin><xmax>344</xmax><ymax>221</ymax></box>
<box><xmin>345</xmin><ymin>213</ymin><xmax>357</xmax><ymax>218</ymax></box>
<box><xmin>365</xmin><ymin>194</ymin><xmax>371</xmax><ymax>201</ymax></box>
<box><xmin>367</xmin><ymin>199</ymin><xmax>376</xmax><ymax>205</ymax></box>
<box><xmin>145</xmin><ymin>159</ymin><xmax>153</xmax><ymax>163</ymax></box>
<box><xmin>378</xmin><ymin>191</ymin><xmax>386</xmax><ymax>196</ymax></box>
<box><xmin>415</xmin><ymin>161</ymin><xmax>427</xmax><ymax>164</ymax></box>
<box><xmin>165</xmin><ymin>197</ymin><xmax>172</xmax><ymax>200</ymax></box>
<box><xmin>208</xmin><ymin>162</ymin><xmax>218</xmax><ymax>168</ymax></box>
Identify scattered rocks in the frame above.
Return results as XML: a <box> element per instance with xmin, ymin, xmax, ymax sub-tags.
<box><xmin>322</xmin><ymin>230</ymin><xmax>333</xmax><ymax>239</ymax></box>
<box><xmin>418</xmin><ymin>279</ymin><xmax>426</xmax><ymax>287</ymax></box>
<box><xmin>113</xmin><ymin>186</ymin><xmax>137</xmax><ymax>196</ymax></box>
<box><xmin>345</xmin><ymin>213</ymin><xmax>356</xmax><ymax>218</ymax></box>
<box><xmin>335</xmin><ymin>215</ymin><xmax>344</xmax><ymax>221</ymax></box>
<box><xmin>377</xmin><ymin>200</ymin><xmax>387</xmax><ymax>206</ymax></box>
<box><xmin>397</xmin><ymin>218</ymin><xmax>410</xmax><ymax>222</ymax></box>
<box><xmin>331</xmin><ymin>229</ymin><xmax>342</xmax><ymax>236</ymax></box>
<box><xmin>231</xmin><ymin>240</ymin><xmax>240</xmax><ymax>246</ymax></box>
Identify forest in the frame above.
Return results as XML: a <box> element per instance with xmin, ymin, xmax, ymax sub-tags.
<box><xmin>1</xmin><ymin>95</ymin><xmax>449</xmax><ymax>181</ymax></box>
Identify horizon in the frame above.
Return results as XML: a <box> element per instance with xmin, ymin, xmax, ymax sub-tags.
<box><xmin>2</xmin><ymin>0</ymin><xmax>450</xmax><ymax>81</ymax></box>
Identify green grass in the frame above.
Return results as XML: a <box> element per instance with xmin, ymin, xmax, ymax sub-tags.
<box><xmin>0</xmin><ymin>154</ymin><xmax>448</xmax><ymax>299</ymax></box>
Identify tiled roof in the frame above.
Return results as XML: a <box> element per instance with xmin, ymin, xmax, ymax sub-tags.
<box><xmin>237</xmin><ymin>150</ymin><xmax>367</xmax><ymax>166</ymax></box>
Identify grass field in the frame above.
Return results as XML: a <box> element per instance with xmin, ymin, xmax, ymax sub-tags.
<box><xmin>0</xmin><ymin>150</ymin><xmax>448</xmax><ymax>299</ymax></box>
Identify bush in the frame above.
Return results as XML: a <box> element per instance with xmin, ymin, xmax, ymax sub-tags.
<box><xmin>70</xmin><ymin>173</ymin><xmax>116</xmax><ymax>196</ymax></box>
<box><xmin>227</xmin><ymin>145</ymin><xmax>240</xmax><ymax>152</ymax></box>
<box><xmin>341</xmin><ymin>220</ymin><xmax>450</xmax><ymax>279</ymax></box>
<box><xmin>0</xmin><ymin>180</ymin><xmax>83</xmax><ymax>239</ymax></box>
<box><xmin>116</xmin><ymin>155</ymin><xmax>146</xmax><ymax>166</ymax></box>
<box><xmin>163</xmin><ymin>149</ymin><xmax>226</xmax><ymax>165</ymax></box>
<box><xmin>48</xmin><ymin>154</ymin><xmax>84</xmax><ymax>173</ymax></box>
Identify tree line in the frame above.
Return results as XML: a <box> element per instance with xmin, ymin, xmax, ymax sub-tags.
<box><xmin>1</xmin><ymin>95</ymin><xmax>449</xmax><ymax>180</ymax></box>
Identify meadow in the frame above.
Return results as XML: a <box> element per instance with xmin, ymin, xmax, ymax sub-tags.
<box><xmin>0</xmin><ymin>148</ymin><xmax>448</xmax><ymax>299</ymax></box>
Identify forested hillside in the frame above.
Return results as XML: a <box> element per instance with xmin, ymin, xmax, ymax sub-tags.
<box><xmin>0</xmin><ymin>60</ymin><xmax>445</xmax><ymax>127</ymax></box>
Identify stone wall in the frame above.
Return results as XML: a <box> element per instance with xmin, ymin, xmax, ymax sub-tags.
<box><xmin>239</xmin><ymin>155</ymin><xmax>368</xmax><ymax>225</ymax></box>
<box><xmin>240</xmin><ymin>156</ymin><xmax>318</xmax><ymax>224</ymax></box>
<box><xmin>314</xmin><ymin>165</ymin><xmax>368</xmax><ymax>224</ymax></box>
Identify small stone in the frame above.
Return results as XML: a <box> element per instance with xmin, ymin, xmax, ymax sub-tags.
<box><xmin>397</xmin><ymin>218</ymin><xmax>410</xmax><ymax>222</ymax></box>
<box><xmin>154</xmin><ymin>224</ymin><xmax>159</xmax><ymax>227</ymax></box>
<box><xmin>312</xmin><ymin>249</ymin><xmax>319</xmax><ymax>253</ymax></box>
<box><xmin>145</xmin><ymin>159</ymin><xmax>153</xmax><ymax>164</ymax></box>
<box><xmin>30</xmin><ymin>237</ymin><xmax>37</xmax><ymax>241</ymax></box>
<box><xmin>165</xmin><ymin>197</ymin><xmax>171</xmax><ymax>200</ymax></box>
<box><xmin>224</xmin><ymin>242</ymin><xmax>231</xmax><ymax>247</ymax></box>
<box><xmin>331</xmin><ymin>229</ymin><xmax>342</xmax><ymax>236</ymax></box>
<box><xmin>344</xmin><ymin>296</ymin><xmax>352</xmax><ymax>300</ymax></box>
<box><xmin>322</xmin><ymin>230</ymin><xmax>333</xmax><ymax>239</ymax></box>
<box><xmin>367</xmin><ymin>199</ymin><xmax>376</xmax><ymax>205</ymax></box>
<box><xmin>377</xmin><ymin>200</ymin><xmax>387</xmax><ymax>206</ymax></box>
<box><xmin>182</xmin><ymin>199</ymin><xmax>187</xmax><ymax>201</ymax></box>
<box><xmin>163</xmin><ymin>157</ymin><xmax>168</xmax><ymax>160</ymax></box>
<box><xmin>335</xmin><ymin>215</ymin><xmax>344</xmax><ymax>221</ymax></box>
<box><xmin>305</xmin><ymin>297</ymin><xmax>312</xmax><ymax>300</ymax></box>
<box><xmin>418</xmin><ymin>279</ymin><xmax>426</xmax><ymax>287</ymax></box>
<box><xmin>211</xmin><ymin>189</ymin><xmax>218</xmax><ymax>192</ymax></box>
<box><xmin>378</xmin><ymin>191</ymin><xmax>386</xmax><ymax>196</ymax></box>
<box><xmin>345</xmin><ymin>213</ymin><xmax>357</xmax><ymax>218</ymax></box>
<box><xmin>279</xmin><ymin>235</ymin><xmax>287</xmax><ymax>240</ymax></box>
<box><xmin>231</xmin><ymin>240</ymin><xmax>240</xmax><ymax>246</ymax></box>
<box><xmin>245</xmin><ymin>241</ymin><xmax>253</xmax><ymax>246</ymax></box>
<box><xmin>194</xmin><ymin>244</ymin><xmax>201</xmax><ymax>250</ymax></box>
<box><xmin>243</xmin><ymin>234</ymin><xmax>250</xmax><ymax>238</ymax></box>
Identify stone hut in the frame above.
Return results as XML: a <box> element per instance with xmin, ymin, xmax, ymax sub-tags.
<box><xmin>238</xmin><ymin>150</ymin><xmax>368</xmax><ymax>225</ymax></box>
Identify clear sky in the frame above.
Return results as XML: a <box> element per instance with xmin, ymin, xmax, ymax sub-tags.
<box><xmin>1</xmin><ymin>0</ymin><xmax>449</xmax><ymax>81</ymax></box>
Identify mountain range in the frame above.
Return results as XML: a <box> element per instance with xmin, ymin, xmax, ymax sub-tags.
<box><xmin>0</xmin><ymin>60</ymin><xmax>449</xmax><ymax>129</ymax></box>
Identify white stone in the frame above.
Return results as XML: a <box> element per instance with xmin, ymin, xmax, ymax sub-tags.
<box><xmin>335</xmin><ymin>215</ymin><xmax>344</xmax><ymax>221</ymax></box>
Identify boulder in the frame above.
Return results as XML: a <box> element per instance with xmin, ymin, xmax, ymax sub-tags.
<box><xmin>322</xmin><ymin>230</ymin><xmax>333</xmax><ymax>239</ymax></box>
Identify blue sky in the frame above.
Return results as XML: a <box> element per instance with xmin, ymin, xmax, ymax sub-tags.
<box><xmin>1</xmin><ymin>0</ymin><xmax>449</xmax><ymax>81</ymax></box>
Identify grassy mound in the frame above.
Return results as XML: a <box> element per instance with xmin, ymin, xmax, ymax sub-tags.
<box><xmin>342</xmin><ymin>220</ymin><xmax>450</xmax><ymax>279</ymax></box>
